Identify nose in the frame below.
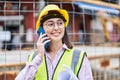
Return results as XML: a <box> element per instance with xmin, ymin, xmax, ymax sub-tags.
<box><xmin>54</xmin><ymin>23</ymin><xmax>59</xmax><ymax>30</ymax></box>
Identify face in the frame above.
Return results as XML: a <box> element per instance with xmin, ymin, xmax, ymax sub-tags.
<box><xmin>43</xmin><ymin>18</ymin><xmax>65</xmax><ymax>42</ymax></box>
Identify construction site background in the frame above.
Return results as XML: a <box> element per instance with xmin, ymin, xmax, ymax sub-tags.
<box><xmin>0</xmin><ymin>0</ymin><xmax>120</xmax><ymax>80</ymax></box>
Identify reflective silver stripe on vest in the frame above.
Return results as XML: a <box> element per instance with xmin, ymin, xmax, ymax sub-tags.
<box><xmin>71</xmin><ymin>49</ymin><xmax>81</xmax><ymax>73</ymax></box>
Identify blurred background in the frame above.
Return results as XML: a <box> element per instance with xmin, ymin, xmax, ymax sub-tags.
<box><xmin>0</xmin><ymin>0</ymin><xmax>120</xmax><ymax>80</ymax></box>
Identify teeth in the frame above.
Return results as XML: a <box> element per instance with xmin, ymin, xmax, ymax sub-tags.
<box><xmin>53</xmin><ymin>33</ymin><xmax>59</xmax><ymax>36</ymax></box>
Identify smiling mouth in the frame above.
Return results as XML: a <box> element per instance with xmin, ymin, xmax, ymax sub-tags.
<box><xmin>52</xmin><ymin>32</ymin><xmax>60</xmax><ymax>36</ymax></box>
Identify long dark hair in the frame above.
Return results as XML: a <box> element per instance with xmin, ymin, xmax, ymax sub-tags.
<box><xmin>46</xmin><ymin>28</ymin><xmax>73</xmax><ymax>52</ymax></box>
<box><xmin>62</xmin><ymin>29</ymin><xmax>73</xmax><ymax>49</ymax></box>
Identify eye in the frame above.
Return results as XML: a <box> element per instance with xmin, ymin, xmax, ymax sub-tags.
<box><xmin>47</xmin><ymin>23</ymin><xmax>54</xmax><ymax>27</ymax></box>
<box><xmin>57</xmin><ymin>21</ymin><xmax>63</xmax><ymax>26</ymax></box>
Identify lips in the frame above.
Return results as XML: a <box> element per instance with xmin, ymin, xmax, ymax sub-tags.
<box><xmin>52</xmin><ymin>32</ymin><xmax>60</xmax><ymax>37</ymax></box>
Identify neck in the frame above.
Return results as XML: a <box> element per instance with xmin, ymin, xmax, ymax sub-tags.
<box><xmin>49</xmin><ymin>40</ymin><xmax>63</xmax><ymax>61</ymax></box>
<box><xmin>50</xmin><ymin>40</ymin><xmax>63</xmax><ymax>53</ymax></box>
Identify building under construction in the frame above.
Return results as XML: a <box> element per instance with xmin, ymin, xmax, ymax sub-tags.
<box><xmin>0</xmin><ymin>0</ymin><xmax>120</xmax><ymax>80</ymax></box>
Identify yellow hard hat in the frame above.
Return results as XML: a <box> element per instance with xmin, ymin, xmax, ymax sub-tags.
<box><xmin>36</xmin><ymin>4</ymin><xmax>69</xmax><ymax>31</ymax></box>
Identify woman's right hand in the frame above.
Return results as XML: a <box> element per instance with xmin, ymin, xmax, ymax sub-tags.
<box><xmin>36</xmin><ymin>33</ymin><xmax>50</xmax><ymax>60</ymax></box>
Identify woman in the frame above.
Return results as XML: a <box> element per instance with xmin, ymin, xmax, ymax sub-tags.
<box><xmin>15</xmin><ymin>4</ymin><xmax>93</xmax><ymax>80</ymax></box>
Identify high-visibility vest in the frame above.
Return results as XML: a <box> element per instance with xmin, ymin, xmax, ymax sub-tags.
<box><xmin>28</xmin><ymin>48</ymin><xmax>86</xmax><ymax>80</ymax></box>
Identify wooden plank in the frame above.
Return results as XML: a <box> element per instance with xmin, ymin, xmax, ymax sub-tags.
<box><xmin>0</xmin><ymin>62</ymin><xmax>25</xmax><ymax>68</ymax></box>
<box><xmin>0</xmin><ymin>71</ymin><xmax>17</xmax><ymax>80</ymax></box>
<box><xmin>46</xmin><ymin>0</ymin><xmax>120</xmax><ymax>10</ymax></box>
<box><xmin>49</xmin><ymin>0</ymin><xmax>72</xmax><ymax>2</ymax></box>
<box><xmin>75</xmin><ymin>0</ymin><xmax>120</xmax><ymax>10</ymax></box>
<box><xmin>88</xmin><ymin>53</ymin><xmax>120</xmax><ymax>60</ymax></box>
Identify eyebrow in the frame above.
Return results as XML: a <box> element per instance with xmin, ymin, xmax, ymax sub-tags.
<box><xmin>46</xmin><ymin>19</ymin><xmax>63</xmax><ymax>23</ymax></box>
<box><xmin>46</xmin><ymin>21</ymin><xmax>54</xmax><ymax>23</ymax></box>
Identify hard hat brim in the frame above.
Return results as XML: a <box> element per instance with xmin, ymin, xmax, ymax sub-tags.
<box><xmin>36</xmin><ymin>9</ymin><xmax>69</xmax><ymax>31</ymax></box>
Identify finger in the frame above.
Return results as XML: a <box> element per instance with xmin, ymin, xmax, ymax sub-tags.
<box><xmin>44</xmin><ymin>39</ymin><xmax>51</xmax><ymax>45</ymax></box>
<box><xmin>37</xmin><ymin>35</ymin><xmax>49</xmax><ymax>45</ymax></box>
<box><xmin>38</xmin><ymin>33</ymin><xmax>42</xmax><ymax>41</ymax></box>
<box><xmin>41</xmin><ymin>36</ymin><xmax>50</xmax><ymax>42</ymax></box>
<box><xmin>41</xmin><ymin>33</ymin><xmax>47</xmax><ymax>38</ymax></box>
<box><xmin>37</xmin><ymin>33</ymin><xmax>46</xmax><ymax>42</ymax></box>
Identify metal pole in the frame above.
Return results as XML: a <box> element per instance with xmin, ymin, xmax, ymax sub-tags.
<box><xmin>119</xmin><ymin>56</ymin><xmax>120</xmax><ymax>75</ymax></box>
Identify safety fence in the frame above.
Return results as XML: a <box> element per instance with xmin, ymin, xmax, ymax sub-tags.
<box><xmin>0</xmin><ymin>0</ymin><xmax>120</xmax><ymax>80</ymax></box>
<box><xmin>89</xmin><ymin>53</ymin><xmax>120</xmax><ymax>80</ymax></box>
<box><xmin>0</xmin><ymin>51</ymin><xmax>120</xmax><ymax>80</ymax></box>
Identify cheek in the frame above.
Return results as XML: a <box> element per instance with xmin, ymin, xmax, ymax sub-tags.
<box><xmin>44</xmin><ymin>29</ymin><xmax>51</xmax><ymax>36</ymax></box>
<box><xmin>43</xmin><ymin>27</ymin><xmax>50</xmax><ymax>34</ymax></box>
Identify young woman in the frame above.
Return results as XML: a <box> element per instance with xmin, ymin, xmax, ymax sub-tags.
<box><xmin>15</xmin><ymin>4</ymin><xmax>93</xmax><ymax>80</ymax></box>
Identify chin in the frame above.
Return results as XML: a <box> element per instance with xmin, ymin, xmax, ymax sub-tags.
<box><xmin>53</xmin><ymin>39</ymin><xmax>61</xmax><ymax>41</ymax></box>
<box><xmin>52</xmin><ymin>37</ymin><xmax>62</xmax><ymax>42</ymax></box>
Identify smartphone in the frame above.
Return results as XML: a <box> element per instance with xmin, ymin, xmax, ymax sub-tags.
<box><xmin>37</xmin><ymin>27</ymin><xmax>50</xmax><ymax>49</ymax></box>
